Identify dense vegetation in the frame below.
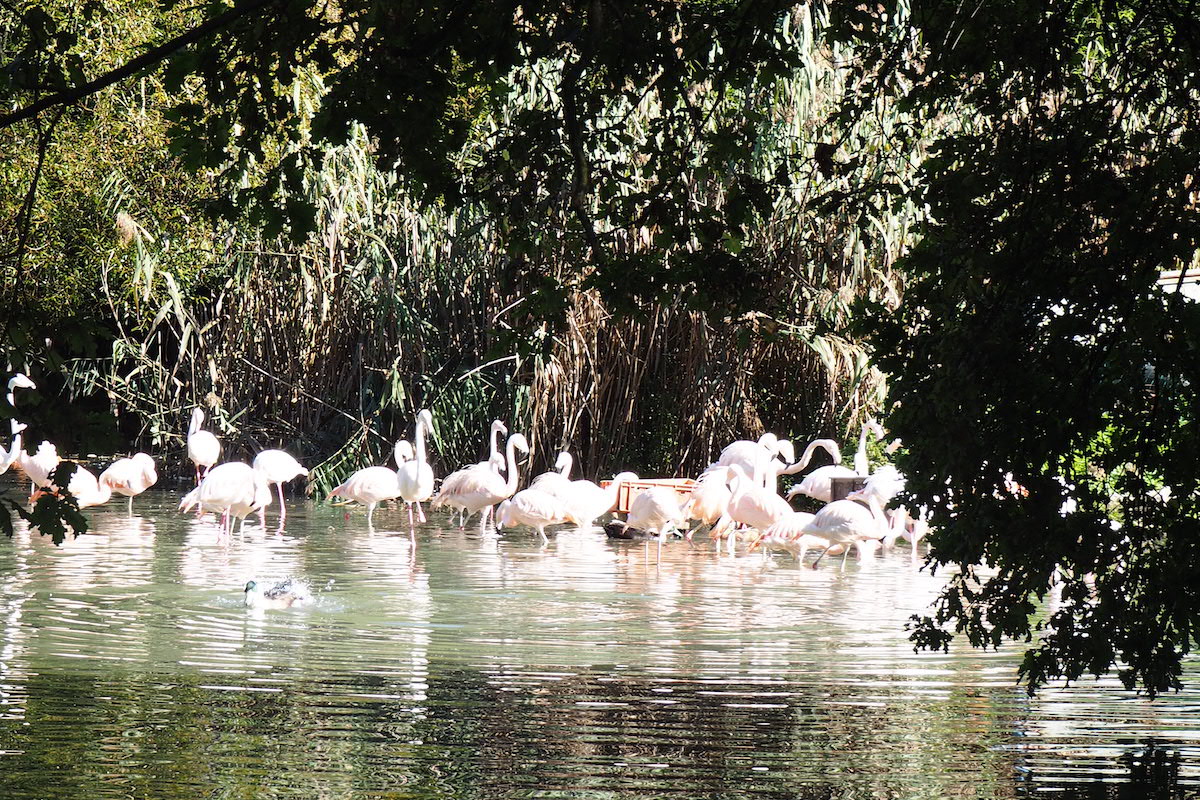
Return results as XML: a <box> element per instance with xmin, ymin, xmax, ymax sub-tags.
<box><xmin>3</xmin><ymin>1</ymin><xmax>1199</xmax><ymax>695</ymax></box>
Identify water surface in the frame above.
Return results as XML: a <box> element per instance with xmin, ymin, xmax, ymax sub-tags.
<box><xmin>1</xmin><ymin>490</ymin><xmax>1196</xmax><ymax>798</ymax></box>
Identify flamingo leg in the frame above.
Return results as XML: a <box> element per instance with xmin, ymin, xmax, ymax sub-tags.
<box><xmin>277</xmin><ymin>482</ymin><xmax>287</xmax><ymax>523</ymax></box>
<box><xmin>127</xmin><ymin>495</ymin><xmax>134</xmax><ymax>516</ymax></box>
<box><xmin>367</xmin><ymin>503</ymin><xmax>376</xmax><ymax>528</ymax></box>
<box><xmin>407</xmin><ymin>502</ymin><xmax>415</xmax><ymax>530</ymax></box>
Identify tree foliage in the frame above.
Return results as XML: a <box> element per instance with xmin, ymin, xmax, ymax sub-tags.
<box><xmin>828</xmin><ymin>1</ymin><xmax>1200</xmax><ymax>694</ymax></box>
<box><xmin>6</xmin><ymin>0</ymin><xmax>1199</xmax><ymax>695</ymax></box>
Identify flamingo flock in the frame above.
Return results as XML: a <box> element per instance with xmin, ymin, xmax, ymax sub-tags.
<box><xmin>1</xmin><ymin>369</ymin><xmax>929</xmax><ymax>566</ymax></box>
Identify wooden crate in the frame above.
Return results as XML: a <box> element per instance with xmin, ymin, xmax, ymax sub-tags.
<box><xmin>599</xmin><ymin>478</ymin><xmax>698</xmax><ymax>514</ymax></box>
<box><xmin>829</xmin><ymin>476</ymin><xmax>867</xmax><ymax>501</ymax></box>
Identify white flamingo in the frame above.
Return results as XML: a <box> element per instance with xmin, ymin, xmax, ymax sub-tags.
<box><xmin>427</xmin><ymin>433</ymin><xmax>528</xmax><ymax>530</ymax></box>
<box><xmin>789</xmin><ymin>421</ymin><xmax>884</xmax><ymax>503</ymax></box>
<box><xmin>17</xmin><ymin>440</ymin><xmax>60</xmax><ymax>491</ymax></box>
<box><xmin>715</xmin><ymin>432</ymin><xmax>794</xmax><ymax>488</ymax></box>
<box><xmin>1</xmin><ymin>373</ymin><xmax>36</xmax><ymax>475</ymax></box>
<box><xmin>329</xmin><ymin>459</ymin><xmax>402</xmax><ymax>529</ymax></box>
<box><xmin>620</xmin><ymin>487</ymin><xmax>687</xmax><ymax>561</ymax></box>
<box><xmin>431</xmin><ymin>420</ymin><xmax>507</xmax><ymax>526</ymax></box>
<box><xmin>397</xmin><ymin>409</ymin><xmax>435</xmax><ymax>529</ymax></box>
<box><xmin>187</xmin><ymin>408</ymin><xmax>221</xmax><ymax>484</ymax></box>
<box><xmin>749</xmin><ymin>512</ymin><xmax>825</xmax><ymax>563</ymax></box>
<box><xmin>529</xmin><ymin>451</ymin><xmax>574</xmax><ymax>498</ymax></box>
<box><xmin>99</xmin><ymin>453</ymin><xmax>158</xmax><ymax>515</ymax></box>
<box><xmin>557</xmin><ymin>470</ymin><xmax>639</xmax><ymax>530</ymax></box>
<box><xmin>682</xmin><ymin>464</ymin><xmax>733</xmax><ymax>537</ymax></box>
<box><xmin>35</xmin><ymin>463</ymin><xmax>113</xmax><ymax>509</ymax></box>
<box><xmin>182</xmin><ymin>461</ymin><xmax>272</xmax><ymax>535</ymax></box>
<box><xmin>709</xmin><ymin>464</ymin><xmax>792</xmax><ymax>553</ymax></box>
<box><xmin>252</xmin><ymin>449</ymin><xmax>308</xmax><ymax>524</ymax></box>
<box><xmin>496</xmin><ymin>487</ymin><xmax>575</xmax><ymax>542</ymax></box>
<box><xmin>805</xmin><ymin>490</ymin><xmax>891</xmax><ymax>569</ymax></box>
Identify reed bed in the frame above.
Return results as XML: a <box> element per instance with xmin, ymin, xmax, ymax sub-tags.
<box><xmin>64</xmin><ymin>5</ymin><xmax>926</xmax><ymax>493</ymax></box>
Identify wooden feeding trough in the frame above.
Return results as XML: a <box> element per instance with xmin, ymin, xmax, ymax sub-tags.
<box><xmin>599</xmin><ymin>478</ymin><xmax>697</xmax><ymax>514</ymax></box>
<box><xmin>829</xmin><ymin>476</ymin><xmax>867</xmax><ymax>501</ymax></box>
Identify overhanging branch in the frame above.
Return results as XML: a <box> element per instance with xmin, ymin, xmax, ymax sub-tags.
<box><xmin>0</xmin><ymin>0</ymin><xmax>279</xmax><ymax>129</ymax></box>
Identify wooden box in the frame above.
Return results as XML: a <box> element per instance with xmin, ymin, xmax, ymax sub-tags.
<box><xmin>598</xmin><ymin>478</ymin><xmax>698</xmax><ymax>514</ymax></box>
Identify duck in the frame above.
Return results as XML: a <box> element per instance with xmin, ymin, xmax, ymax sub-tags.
<box><xmin>243</xmin><ymin>578</ymin><xmax>310</xmax><ymax>609</ymax></box>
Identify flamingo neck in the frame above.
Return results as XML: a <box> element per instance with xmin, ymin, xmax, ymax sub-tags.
<box><xmin>488</xmin><ymin>425</ymin><xmax>502</xmax><ymax>462</ymax></box>
<box><xmin>504</xmin><ymin>441</ymin><xmax>521</xmax><ymax>495</ymax></box>
<box><xmin>414</xmin><ymin>416</ymin><xmax>428</xmax><ymax>468</ymax></box>
<box><xmin>604</xmin><ymin>474</ymin><xmax>628</xmax><ymax>504</ymax></box>
<box><xmin>559</xmin><ymin>454</ymin><xmax>573</xmax><ymax>478</ymax></box>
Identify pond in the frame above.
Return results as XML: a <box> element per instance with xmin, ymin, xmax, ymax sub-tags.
<box><xmin>0</xmin><ymin>489</ymin><xmax>1196</xmax><ymax>799</ymax></box>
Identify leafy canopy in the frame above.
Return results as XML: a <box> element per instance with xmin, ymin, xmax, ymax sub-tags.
<box><xmin>831</xmin><ymin>1</ymin><xmax>1200</xmax><ymax>695</ymax></box>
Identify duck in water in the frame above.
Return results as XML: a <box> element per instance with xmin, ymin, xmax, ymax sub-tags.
<box><xmin>243</xmin><ymin>578</ymin><xmax>310</xmax><ymax>610</ymax></box>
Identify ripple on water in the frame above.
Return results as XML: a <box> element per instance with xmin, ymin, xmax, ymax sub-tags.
<box><xmin>0</xmin><ymin>491</ymin><xmax>1198</xmax><ymax>798</ymax></box>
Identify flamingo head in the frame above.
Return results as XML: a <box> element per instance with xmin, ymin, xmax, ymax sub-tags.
<box><xmin>554</xmin><ymin>451</ymin><xmax>572</xmax><ymax>472</ymax></box>
<box><xmin>495</xmin><ymin>499</ymin><xmax>513</xmax><ymax>529</ymax></box>
<box><xmin>491</xmin><ymin>419</ymin><xmax>508</xmax><ymax>436</ymax></box>
<box><xmin>7</xmin><ymin>373</ymin><xmax>36</xmax><ymax>392</ymax></box>
<box><xmin>775</xmin><ymin>439</ymin><xmax>795</xmax><ymax>464</ymax></box>
<box><xmin>509</xmin><ymin>433</ymin><xmax>530</xmax><ymax>453</ymax></box>
<box><xmin>756</xmin><ymin>432</ymin><xmax>779</xmax><ymax>449</ymax></box>
<box><xmin>785</xmin><ymin>484</ymin><xmax>804</xmax><ymax>501</ymax></box>
<box><xmin>394</xmin><ymin>440</ymin><xmax>415</xmax><ymax>465</ymax></box>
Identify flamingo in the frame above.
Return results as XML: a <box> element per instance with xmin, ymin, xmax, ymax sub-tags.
<box><xmin>329</xmin><ymin>462</ymin><xmax>402</xmax><ymax>528</ymax></box>
<box><xmin>682</xmin><ymin>464</ymin><xmax>732</xmax><ymax>536</ymax></box>
<box><xmin>805</xmin><ymin>489</ymin><xmax>890</xmax><ymax>569</ymax></box>
<box><xmin>777</xmin><ymin>438</ymin><xmax>842</xmax><ymax>478</ymax></box>
<box><xmin>396</xmin><ymin>409</ymin><xmax>435</xmax><ymax>529</ymax></box>
<box><xmin>709</xmin><ymin>464</ymin><xmax>793</xmax><ymax>553</ymax></box>
<box><xmin>99</xmin><ymin>453</ymin><xmax>158</xmax><ymax>515</ymax></box>
<box><xmin>187</xmin><ymin>408</ymin><xmax>221</xmax><ymax>484</ymax></box>
<box><xmin>252</xmin><ymin>449</ymin><xmax>308</xmax><ymax>524</ymax></box>
<box><xmin>17</xmin><ymin>440</ymin><xmax>60</xmax><ymax>491</ymax></box>
<box><xmin>35</xmin><ymin>463</ymin><xmax>113</xmax><ymax>509</ymax></box>
<box><xmin>553</xmin><ymin>471</ymin><xmax>640</xmax><ymax>530</ymax></box>
<box><xmin>187</xmin><ymin>461</ymin><xmax>272</xmax><ymax>536</ymax></box>
<box><xmin>789</xmin><ymin>421</ymin><xmax>884</xmax><ymax>503</ymax></box>
<box><xmin>529</xmin><ymin>451</ymin><xmax>574</xmax><ymax>498</ymax></box>
<box><xmin>1</xmin><ymin>374</ymin><xmax>36</xmax><ymax>475</ymax></box>
<box><xmin>748</xmin><ymin>512</ymin><xmax>824</xmax><ymax>563</ymax></box>
<box><xmin>496</xmin><ymin>487</ymin><xmax>575</xmax><ymax>542</ymax></box>
<box><xmin>0</xmin><ymin>421</ymin><xmax>27</xmax><ymax>476</ymax></box>
<box><xmin>427</xmin><ymin>433</ymin><xmax>528</xmax><ymax>530</ymax></box>
<box><xmin>619</xmin><ymin>487</ymin><xmax>687</xmax><ymax>561</ymax></box>
<box><xmin>862</xmin><ymin>464</ymin><xmax>906</xmax><ymax>506</ymax></box>
<box><xmin>715</xmin><ymin>432</ymin><xmax>794</xmax><ymax>488</ymax></box>
<box><xmin>431</xmin><ymin>420</ymin><xmax>507</xmax><ymax>526</ymax></box>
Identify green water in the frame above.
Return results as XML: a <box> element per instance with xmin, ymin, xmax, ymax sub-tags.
<box><xmin>0</xmin><ymin>490</ymin><xmax>1196</xmax><ymax>798</ymax></box>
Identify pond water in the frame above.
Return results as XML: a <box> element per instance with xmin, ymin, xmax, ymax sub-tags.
<box><xmin>0</xmin><ymin>489</ymin><xmax>1197</xmax><ymax>799</ymax></box>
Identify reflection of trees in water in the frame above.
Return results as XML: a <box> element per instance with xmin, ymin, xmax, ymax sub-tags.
<box><xmin>0</xmin><ymin>669</ymin><xmax>1194</xmax><ymax>799</ymax></box>
<box><xmin>1015</xmin><ymin>740</ymin><xmax>1187</xmax><ymax>800</ymax></box>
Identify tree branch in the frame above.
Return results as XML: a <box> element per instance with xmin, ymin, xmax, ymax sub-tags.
<box><xmin>0</xmin><ymin>0</ymin><xmax>280</xmax><ymax>130</ymax></box>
